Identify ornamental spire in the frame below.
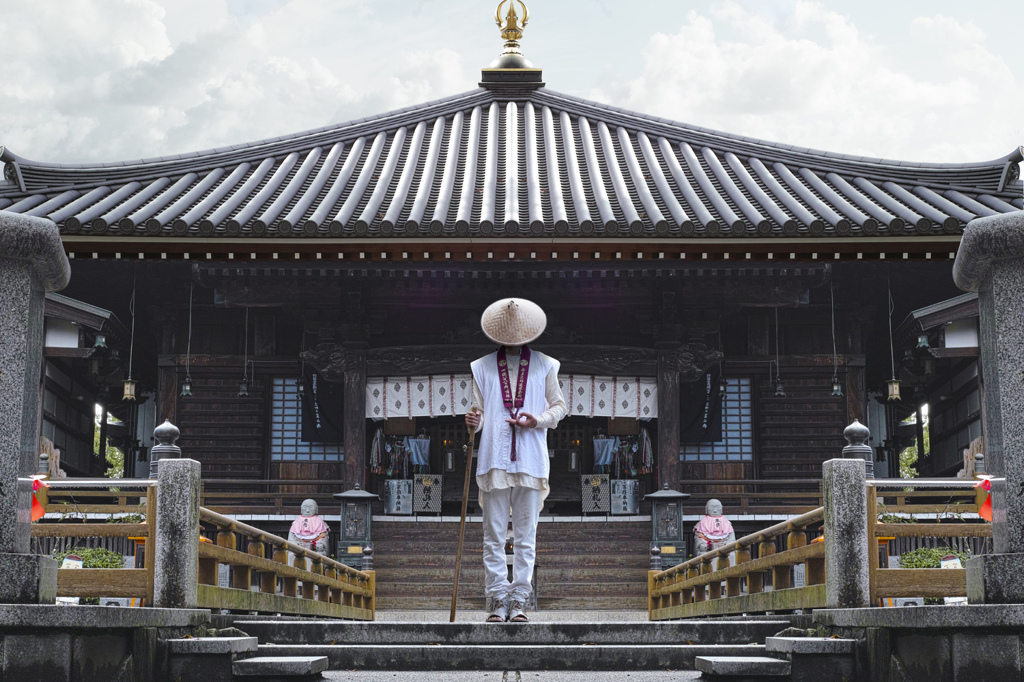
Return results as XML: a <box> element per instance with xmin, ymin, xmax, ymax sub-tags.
<box><xmin>494</xmin><ymin>0</ymin><xmax>530</xmax><ymax>65</ymax></box>
<box><xmin>481</xmin><ymin>0</ymin><xmax>543</xmax><ymax>87</ymax></box>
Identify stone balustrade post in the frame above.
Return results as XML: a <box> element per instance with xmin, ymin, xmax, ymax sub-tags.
<box><xmin>823</xmin><ymin>443</ymin><xmax>870</xmax><ymax>608</ymax></box>
<box><xmin>954</xmin><ymin>211</ymin><xmax>1024</xmax><ymax>603</ymax></box>
<box><xmin>153</xmin><ymin>452</ymin><xmax>201</xmax><ymax>608</ymax></box>
<box><xmin>0</xmin><ymin>211</ymin><xmax>70</xmax><ymax>603</ymax></box>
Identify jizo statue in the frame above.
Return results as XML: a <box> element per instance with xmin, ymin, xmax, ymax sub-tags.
<box><xmin>288</xmin><ymin>498</ymin><xmax>329</xmax><ymax>554</ymax></box>
<box><xmin>694</xmin><ymin>498</ymin><xmax>735</xmax><ymax>553</ymax></box>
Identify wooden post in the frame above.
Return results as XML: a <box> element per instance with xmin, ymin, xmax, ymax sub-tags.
<box><xmin>298</xmin><ymin>554</ymin><xmax>314</xmax><ymax>600</ymax></box>
<box><xmin>710</xmin><ymin>557</ymin><xmax>726</xmax><ymax>600</ymax></box>
<box><xmin>343</xmin><ymin>346</ymin><xmax>367</xmax><ymax>491</ymax></box>
<box><xmin>656</xmin><ymin>347</ymin><xmax>680</xmax><ymax>489</ymax></box>
<box><xmin>145</xmin><ymin>485</ymin><xmax>157</xmax><ymax>602</ymax></box>
<box><xmin>313</xmin><ymin>559</ymin><xmax>329</xmax><ymax>602</ymax></box>
<box><xmin>326</xmin><ymin>566</ymin><xmax>341</xmax><ymax>604</ymax></box>
<box><xmin>696</xmin><ymin>559</ymin><xmax>712</xmax><ymax>602</ymax></box>
<box><xmin>686</xmin><ymin>566</ymin><xmax>699</xmax><ymax>603</ymax></box>
<box><xmin>648</xmin><ymin>570</ymin><xmax>658</xmax><ymax>618</ymax></box>
<box><xmin>867</xmin><ymin>485</ymin><xmax>878</xmax><ymax>605</ymax></box>
<box><xmin>276</xmin><ymin>544</ymin><xmax>296</xmax><ymax>598</ymax></box>
<box><xmin>364</xmin><ymin>569</ymin><xmax>375</xmax><ymax>619</ymax></box>
<box><xmin>248</xmin><ymin>536</ymin><xmax>268</xmax><ymax>593</ymax></box>
<box><xmin>726</xmin><ymin>548</ymin><xmax>744</xmax><ymax>597</ymax></box>
<box><xmin>232</xmin><ymin>534</ymin><xmax>251</xmax><ymax>591</ymax></box>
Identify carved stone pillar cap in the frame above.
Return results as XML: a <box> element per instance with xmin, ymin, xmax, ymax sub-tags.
<box><xmin>154</xmin><ymin>419</ymin><xmax>180</xmax><ymax>446</ymax></box>
<box><xmin>843</xmin><ymin>419</ymin><xmax>870</xmax><ymax>446</ymax></box>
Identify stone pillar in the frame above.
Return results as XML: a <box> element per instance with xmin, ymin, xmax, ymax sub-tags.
<box><xmin>154</xmin><ymin>457</ymin><xmax>201</xmax><ymax>608</ymax></box>
<box><xmin>823</xmin><ymin>457</ymin><xmax>870</xmax><ymax>608</ymax></box>
<box><xmin>343</xmin><ymin>345</ymin><xmax>367</xmax><ymax>490</ymax></box>
<box><xmin>0</xmin><ymin>211</ymin><xmax>70</xmax><ymax>603</ymax></box>
<box><xmin>656</xmin><ymin>347</ymin><xmax>681</xmax><ymax>489</ymax></box>
<box><xmin>953</xmin><ymin>212</ymin><xmax>1024</xmax><ymax>602</ymax></box>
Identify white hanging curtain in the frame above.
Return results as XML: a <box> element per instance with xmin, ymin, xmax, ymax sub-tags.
<box><xmin>366</xmin><ymin>374</ymin><xmax>657</xmax><ymax>419</ymax></box>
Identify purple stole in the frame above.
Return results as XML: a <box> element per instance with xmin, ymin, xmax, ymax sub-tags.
<box><xmin>497</xmin><ymin>345</ymin><xmax>532</xmax><ymax>462</ymax></box>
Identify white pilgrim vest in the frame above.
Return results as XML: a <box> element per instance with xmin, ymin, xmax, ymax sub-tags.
<box><xmin>471</xmin><ymin>350</ymin><xmax>557</xmax><ymax>482</ymax></box>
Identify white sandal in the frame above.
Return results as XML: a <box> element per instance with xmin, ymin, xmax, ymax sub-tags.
<box><xmin>507</xmin><ymin>599</ymin><xmax>528</xmax><ymax>623</ymax></box>
<box><xmin>486</xmin><ymin>597</ymin><xmax>508</xmax><ymax>623</ymax></box>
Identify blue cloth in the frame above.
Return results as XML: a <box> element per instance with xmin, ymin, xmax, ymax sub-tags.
<box><xmin>406</xmin><ymin>437</ymin><xmax>430</xmax><ymax>467</ymax></box>
<box><xmin>593</xmin><ymin>438</ymin><xmax>616</xmax><ymax>467</ymax></box>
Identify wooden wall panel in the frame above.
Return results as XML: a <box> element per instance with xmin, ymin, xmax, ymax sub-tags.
<box><xmin>175</xmin><ymin>368</ymin><xmax>267</xmax><ymax>483</ymax></box>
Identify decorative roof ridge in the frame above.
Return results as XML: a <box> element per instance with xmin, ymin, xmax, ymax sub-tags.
<box><xmin>533</xmin><ymin>89</ymin><xmax>1024</xmax><ymax>174</ymax></box>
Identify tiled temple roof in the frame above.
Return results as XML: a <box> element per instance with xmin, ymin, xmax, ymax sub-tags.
<box><xmin>1</xmin><ymin>87</ymin><xmax>1021</xmax><ymax>242</ymax></box>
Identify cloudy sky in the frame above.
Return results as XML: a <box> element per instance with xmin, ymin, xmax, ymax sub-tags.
<box><xmin>2</xmin><ymin>0</ymin><xmax>1022</xmax><ymax>165</ymax></box>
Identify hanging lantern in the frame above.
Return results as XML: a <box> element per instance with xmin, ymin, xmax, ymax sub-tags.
<box><xmin>916</xmin><ymin>333</ymin><xmax>930</xmax><ymax>350</ymax></box>
<box><xmin>296</xmin><ymin>373</ymin><xmax>305</xmax><ymax>393</ymax></box>
<box><xmin>94</xmin><ymin>334</ymin><xmax>108</xmax><ymax>349</ymax></box>
<box><xmin>774</xmin><ymin>378</ymin><xmax>786</xmax><ymax>397</ymax></box>
<box><xmin>180</xmin><ymin>375</ymin><xmax>193</xmax><ymax>398</ymax></box>
<box><xmin>122</xmin><ymin>379</ymin><xmax>137</xmax><ymax>402</ymax></box>
<box><xmin>238</xmin><ymin>377</ymin><xmax>250</xmax><ymax>397</ymax></box>
<box><xmin>831</xmin><ymin>376</ymin><xmax>843</xmax><ymax>397</ymax></box>
<box><xmin>886</xmin><ymin>378</ymin><xmax>901</xmax><ymax>402</ymax></box>
<box><xmin>717</xmin><ymin>375</ymin><xmax>728</xmax><ymax>395</ymax></box>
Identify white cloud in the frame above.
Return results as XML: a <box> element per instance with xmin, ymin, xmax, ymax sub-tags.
<box><xmin>0</xmin><ymin>0</ymin><xmax>475</xmax><ymax>163</ymax></box>
<box><xmin>591</xmin><ymin>1</ymin><xmax>1024</xmax><ymax>163</ymax></box>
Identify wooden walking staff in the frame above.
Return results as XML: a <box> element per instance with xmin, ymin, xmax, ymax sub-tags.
<box><xmin>450</xmin><ymin>409</ymin><xmax>479</xmax><ymax>622</ymax></box>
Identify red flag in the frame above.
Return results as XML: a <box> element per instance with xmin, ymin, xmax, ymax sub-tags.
<box><xmin>30</xmin><ymin>478</ymin><xmax>48</xmax><ymax>523</ymax></box>
<box><xmin>974</xmin><ymin>477</ymin><xmax>993</xmax><ymax>522</ymax></box>
<box><xmin>978</xmin><ymin>495</ymin><xmax>993</xmax><ymax>522</ymax></box>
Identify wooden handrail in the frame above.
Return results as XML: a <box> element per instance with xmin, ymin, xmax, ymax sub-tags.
<box><xmin>657</xmin><ymin>506</ymin><xmax>824</xmax><ymax>578</ymax></box>
<box><xmin>199</xmin><ymin>507</ymin><xmax>366</xmax><ymax>580</ymax></box>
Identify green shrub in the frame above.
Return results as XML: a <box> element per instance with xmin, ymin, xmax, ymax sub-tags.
<box><xmin>898</xmin><ymin>546</ymin><xmax>970</xmax><ymax>569</ymax></box>
<box><xmin>51</xmin><ymin>547</ymin><xmax>126</xmax><ymax>605</ymax></box>
<box><xmin>899</xmin><ymin>546</ymin><xmax>971</xmax><ymax>605</ymax></box>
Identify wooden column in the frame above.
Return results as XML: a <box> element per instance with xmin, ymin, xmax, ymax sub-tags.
<box><xmin>657</xmin><ymin>347</ymin><xmax>680</xmax><ymax>489</ymax></box>
<box><xmin>343</xmin><ymin>346</ymin><xmax>367</xmax><ymax>491</ymax></box>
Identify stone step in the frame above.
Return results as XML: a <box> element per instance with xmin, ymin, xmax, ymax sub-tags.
<box><xmin>373</xmin><ymin>553</ymin><xmax>650</xmax><ymax>569</ymax></box>
<box><xmin>374</xmin><ymin>580</ymin><xmax>649</xmax><ymax>599</ymax></box>
<box><xmin>232</xmin><ymin>655</ymin><xmax>328</xmax><ymax>679</ymax></box>
<box><xmin>375</xmin><ymin>567</ymin><xmax>648</xmax><ymax>583</ymax></box>
<box><xmin>374</xmin><ymin>595</ymin><xmax>648</xmax><ymax>610</ymax></box>
<box><xmin>694</xmin><ymin>655</ymin><xmax>792</xmax><ymax>678</ymax></box>
<box><xmin>238</xmin><ymin>620</ymin><xmax>792</xmax><ymax>647</ymax></box>
<box><xmin>255</xmin><ymin>643</ymin><xmax>767</xmax><ymax>670</ymax></box>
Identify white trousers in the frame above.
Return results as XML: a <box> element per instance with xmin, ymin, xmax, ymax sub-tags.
<box><xmin>480</xmin><ymin>485</ymin><xmax>542</xmax><ymax>602</ymax></box>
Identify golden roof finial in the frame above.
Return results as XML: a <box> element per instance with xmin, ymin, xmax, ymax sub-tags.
<box><xmin>492</xmin><ymin>0</ymin><xmax>531</xmax><ymax>67</ymax></box>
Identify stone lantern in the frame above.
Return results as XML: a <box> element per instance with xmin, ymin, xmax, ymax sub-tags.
<box><xmin>644</xmin><ymin>484</ymin><xmax>690</xmax><ymax>565</ymax></box>
<box><xmin>333</xmin><ymin>484</ymin><xmax>380</xmax><ymax>570</ymax></box>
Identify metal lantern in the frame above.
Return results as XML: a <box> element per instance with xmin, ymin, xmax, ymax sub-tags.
<box><xmin>886</xmin><ymin>378</ymin><xmax>901</xmax><ymax>402</ymax></box>
<box><xmin>644</xmin><ymin>484</ymin><xmax>690</xmax><ymax>561</ymax></box>
<box><xmin>831</xmin><ymin>376</ymin><xmax>843</xmax><ymax>397</ymax></box>
<box><xmin>334</xmin><ymin>484</ymin><xmax>380</xmax><ymax>569</ymax></box>
<box><xmin>123</xmin><ymin>378</ymin><xmax>137</xmax><ymax>401</ymax></box>
<box><xmin>180</xmin><ymin>375</ymin><xmax>193</xmax><ymax>397</ymax></box>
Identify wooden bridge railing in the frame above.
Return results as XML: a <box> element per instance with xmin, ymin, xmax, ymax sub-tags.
<box><xmin>649</xmin><ymin>507</ymin><xmax>825</xmax><ymax>620</ymax></box>
<box><xmin>30</xmin><ymin>478</ymin><xmax>156</xmax><ymax>603</ymax></box>
<box><xmin>197</xmin><ymin>507</ymin><xmax>374</xmax><ymax>620</ymax></box>
<box><xmin>868</xmin><ymin>481</ymin><xmax>991</xmax><ymax>604</ymax></box>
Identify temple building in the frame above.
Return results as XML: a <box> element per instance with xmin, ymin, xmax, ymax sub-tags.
<box><xmin>2</xmin><ymin>3</ymin><xmax>1021</xmax><ymax>607</ymax></box>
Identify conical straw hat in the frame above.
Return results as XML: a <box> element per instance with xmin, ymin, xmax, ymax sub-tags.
<box><xmin>480</xmin><ymin>298</ymin><xmax>547</xmax><ymax>346</ymax></box>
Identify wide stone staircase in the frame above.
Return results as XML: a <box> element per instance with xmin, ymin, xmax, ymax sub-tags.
<box><xmin>228</xmin><ymin>617</ymin><xmax>797</xmax><ymax>672</ymax></box>
<box><xmin>373</xmin><ymin>520</ymin><xmax>652</xmax><ymax>610</ymax></box>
